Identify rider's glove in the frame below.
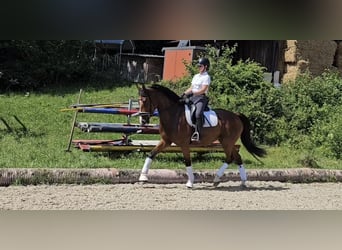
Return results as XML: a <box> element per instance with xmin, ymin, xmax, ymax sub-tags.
<box><xmin>180</xmin><ymin>93</ymin><xmax>187</xmax><ymax>99</ymax></box>
<box><xmin>179</xmin><ymin>92</ymin><xmax>193</xmax><ymax>104</ymax></box>
<box><xmin>186</xmin><ymin>92</ymin><xmax>193</xmax><ymax>98</ymax></box>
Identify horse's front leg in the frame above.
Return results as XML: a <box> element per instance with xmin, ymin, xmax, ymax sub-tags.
<box><xmin>139</xmin><ymin>139</ymin><xmax>171</xmax><ymax>182</ymax></box>
<box><xmin>181</xmin><ymin>147</ymin><xmax>194</xmax><ymax>188</ymax></box>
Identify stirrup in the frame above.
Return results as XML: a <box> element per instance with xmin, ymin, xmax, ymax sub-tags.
<box><xmin>191</xmin><ymin>131</ymin><xmax>199</xmax><ymax>141</ymax></box>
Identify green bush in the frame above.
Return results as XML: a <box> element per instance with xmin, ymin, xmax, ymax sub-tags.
<box><xmin>0</xmin><ymin>40</ymin><xmax>101</xmax><ymax>92</ymax></box>
<box><xmin>309</xmin><ymin>105</ymin><xmax>342</xmax><ymax>159</ymax></box>
<box><xmin>280</xmin><ymin>71</ymin><xmax>342</xmax><ymax>152</ymax></box>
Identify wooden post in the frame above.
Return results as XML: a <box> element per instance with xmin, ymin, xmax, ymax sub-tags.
<box><xmin>127</xmin><ymin>98</ymin><xmax>133</xmax><ymax>125</ymax></box>
<box><xmin>65</xmin><ymin>89</ymin><xmax>82</xmax><ymax>152</ymax></box>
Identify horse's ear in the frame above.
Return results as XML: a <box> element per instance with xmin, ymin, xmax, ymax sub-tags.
<box><xmin>136</xmin><ymin>83</ymin><xmax>146</xmax><ymax>97</ymax></box>
<box><xmin>135</xmin><ymin>83</ymin><xmax>146</xmax><ymax>91</ymax></box>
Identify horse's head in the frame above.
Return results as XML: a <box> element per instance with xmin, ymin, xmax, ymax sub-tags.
<box><xmin>138</xmin><ymin>84</ymin><xmax>156</xmax><ymax>125</ymax></box>
<box><xmin>138</xmin><ymin>83</ymin><xmax>181</xmax><ymax>125</ymax></box>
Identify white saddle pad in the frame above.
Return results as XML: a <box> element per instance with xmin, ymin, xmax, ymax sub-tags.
<box><xmin>185</xmin><ymin>105</ymin><xmax>218</xmax><ymax>128</ymax></box>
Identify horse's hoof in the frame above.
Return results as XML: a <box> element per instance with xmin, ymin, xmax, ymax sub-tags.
<box><xmin>213</xmin><ymin>182</ymin><xmax>220</xmax><ymax>187</ymax></box>
<box><xmin>139</xmin><ymin>174</ymin><xmax>148</xmax><ymax>182</ymax></box>
<box><xmin>240</xmin><ymin>182</ymin><xmax>247</xmax><ymax>189</ymax></box>
<box><xmin>186</xmin><ymin>181</ymin><xmax>193</xmax><ymax>188</ymax></box>
<box><xmin>213</xmin><ymin>175</ymin><xmax>221</xmax><ymax>187</ymax></box>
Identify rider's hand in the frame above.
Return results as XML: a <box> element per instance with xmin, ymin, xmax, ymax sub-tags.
<box><xmin>179</xmin><ymin>93</ymin><xmax>189</xmax><ymax>104</ymax></box>
<box><xmin>186</xmin><ymin>92</ymin><xmax>193</xmax><ymax>98</ymax></box>
<box><xmin>180</xmin><ymin>93</ymin><xmax>187</xmax><ymax>99</ymax></box>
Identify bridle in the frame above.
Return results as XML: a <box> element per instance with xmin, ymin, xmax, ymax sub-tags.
<box><xmin>139</xmin><ymin>87</ymin><xmax>155</xmax><ymax>124</ymax></box>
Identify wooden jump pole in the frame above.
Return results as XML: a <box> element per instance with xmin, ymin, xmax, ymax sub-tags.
<box><xmin>65</xmin><ymin>89</ymin><xmax>83</xmax><ymax>152</ymax></box>
<box><xmin>0</xmin><ymin>117</ymin><xmax>12</xmax><ymax>132</ymax></box>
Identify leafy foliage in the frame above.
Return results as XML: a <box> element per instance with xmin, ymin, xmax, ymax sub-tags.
<box><xmin>0</xmin><ymin>40</ymin><xmax>112</xmax><ymax>92</ymax></box>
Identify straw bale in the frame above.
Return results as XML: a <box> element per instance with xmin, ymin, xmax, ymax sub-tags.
<box><xmin>283</xmin><ymin>40</ymin><xmax>338</xmax><ymax>82</ymax></box>
<box><xmin>295</xmin><ymin>40</ymin><xmax>337</xmax><ymax>76</ymax></box>
<box><xmin>283</xmin><ymin>64</ymin><xmax>300</xmax><ymax>83</ymax></box>
<box><xmin>284</xmin><ymin>40</ymin><xmax>297</xmax><ymax>63</ymax></box>
<box><xmin>282</xmin><ymin>72</ymin><xmax>297</xmax><ymax>83</ymax></box>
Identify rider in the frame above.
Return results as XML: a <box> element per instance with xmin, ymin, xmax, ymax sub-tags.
<box><xmin>182</xmin><ymin>57</ymin><xmax>211</xmax><ymax>141</ymax></box>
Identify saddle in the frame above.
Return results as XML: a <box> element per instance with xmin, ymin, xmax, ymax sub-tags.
<box><xmin>184</xmin><ymin>103</ymin><xmax>218</xmax><ymax>128</ymax></box>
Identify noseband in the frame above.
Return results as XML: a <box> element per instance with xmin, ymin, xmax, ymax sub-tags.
<box><xmin>139</xmin><ymin>88</ymin><xmax>154</xmax><ymax>117</ymax></box>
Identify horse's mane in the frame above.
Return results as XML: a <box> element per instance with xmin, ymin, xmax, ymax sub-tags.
<box><xmin>149</xmin><ymin>84</ymin><xmax>180</xmax><ymax>103</ymax></box>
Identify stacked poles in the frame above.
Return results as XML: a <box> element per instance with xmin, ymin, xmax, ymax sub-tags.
<box><xmin>63</xmin><ymin>89</ymin><xmax>224</xmax><ymax>153</ymax></box>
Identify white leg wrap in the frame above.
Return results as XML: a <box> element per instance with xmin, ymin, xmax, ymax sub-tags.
<box><xmin>186</xmin><ymin>166</ymin><xmax>194</xmax><ymax>188</ymax></box>
<box><xmin>141</xmin><ymin>157</ymin><xmax>152</xmax><ymax>174</ymax></box>
<box><xmin>139</xmin><ymin>157</ymin><xmax>153</xmax><ymax>182</ymax></box>
<box><xmin>239</xmin><ymin>164</ymin><xmax>247</xmax><ymax>182</ymax></box>
<box><xmin>216</xmin><ymin>162</ymin><xmax>229</xmax><ymax>178</ymax></box>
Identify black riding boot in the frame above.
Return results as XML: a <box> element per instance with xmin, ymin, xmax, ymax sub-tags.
<box><xmin>191</xmin><ymin>118</ymin><xmax>203</xmax><ymax>142</ymax></box>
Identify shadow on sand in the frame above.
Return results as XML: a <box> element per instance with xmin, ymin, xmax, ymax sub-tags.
<box><xmin>196</xmin><ymin>184</ymin><xmax>289</xmax><ymax>192</ymax></box>
<box><xmin>141</xmin><ymin>182</ymin><xmax>290</xmax><ymax>192</ymax></box>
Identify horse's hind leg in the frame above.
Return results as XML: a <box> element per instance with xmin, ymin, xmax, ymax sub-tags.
<box><xmin>139</xmin><ymin>139</ymin><xmax>171</xmax><ymax>182</ymax></box>
<box><xmin>213</xmin><ymin>142</ymin><xmax>246</xmax><ymax>187</ymax></box>
<box><xmin>213</xmin><ymin>140</ymin><xmax>234</xmax><ymax>187</ymax></box>
<box><xmin>231</xmin><ymin>147</ymin><xmax>247</xmax><ymax>187</ymax></box>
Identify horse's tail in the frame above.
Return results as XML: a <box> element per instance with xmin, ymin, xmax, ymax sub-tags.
<box><xmin>237</xmin><ymin>113</ymin><xmax>267</xmax><ymax>158</ymax></box>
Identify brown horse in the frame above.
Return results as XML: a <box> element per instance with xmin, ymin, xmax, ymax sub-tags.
<box><xmin>138</xmin><ymin>84</ymin><xmax>266</xmax><ymax>188</ymax></box>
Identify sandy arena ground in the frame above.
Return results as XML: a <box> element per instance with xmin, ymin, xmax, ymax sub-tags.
<box><xmin>0</xmin><ymin>181</ymin><xmax>341</xmax><ymax>210</ymax></box>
